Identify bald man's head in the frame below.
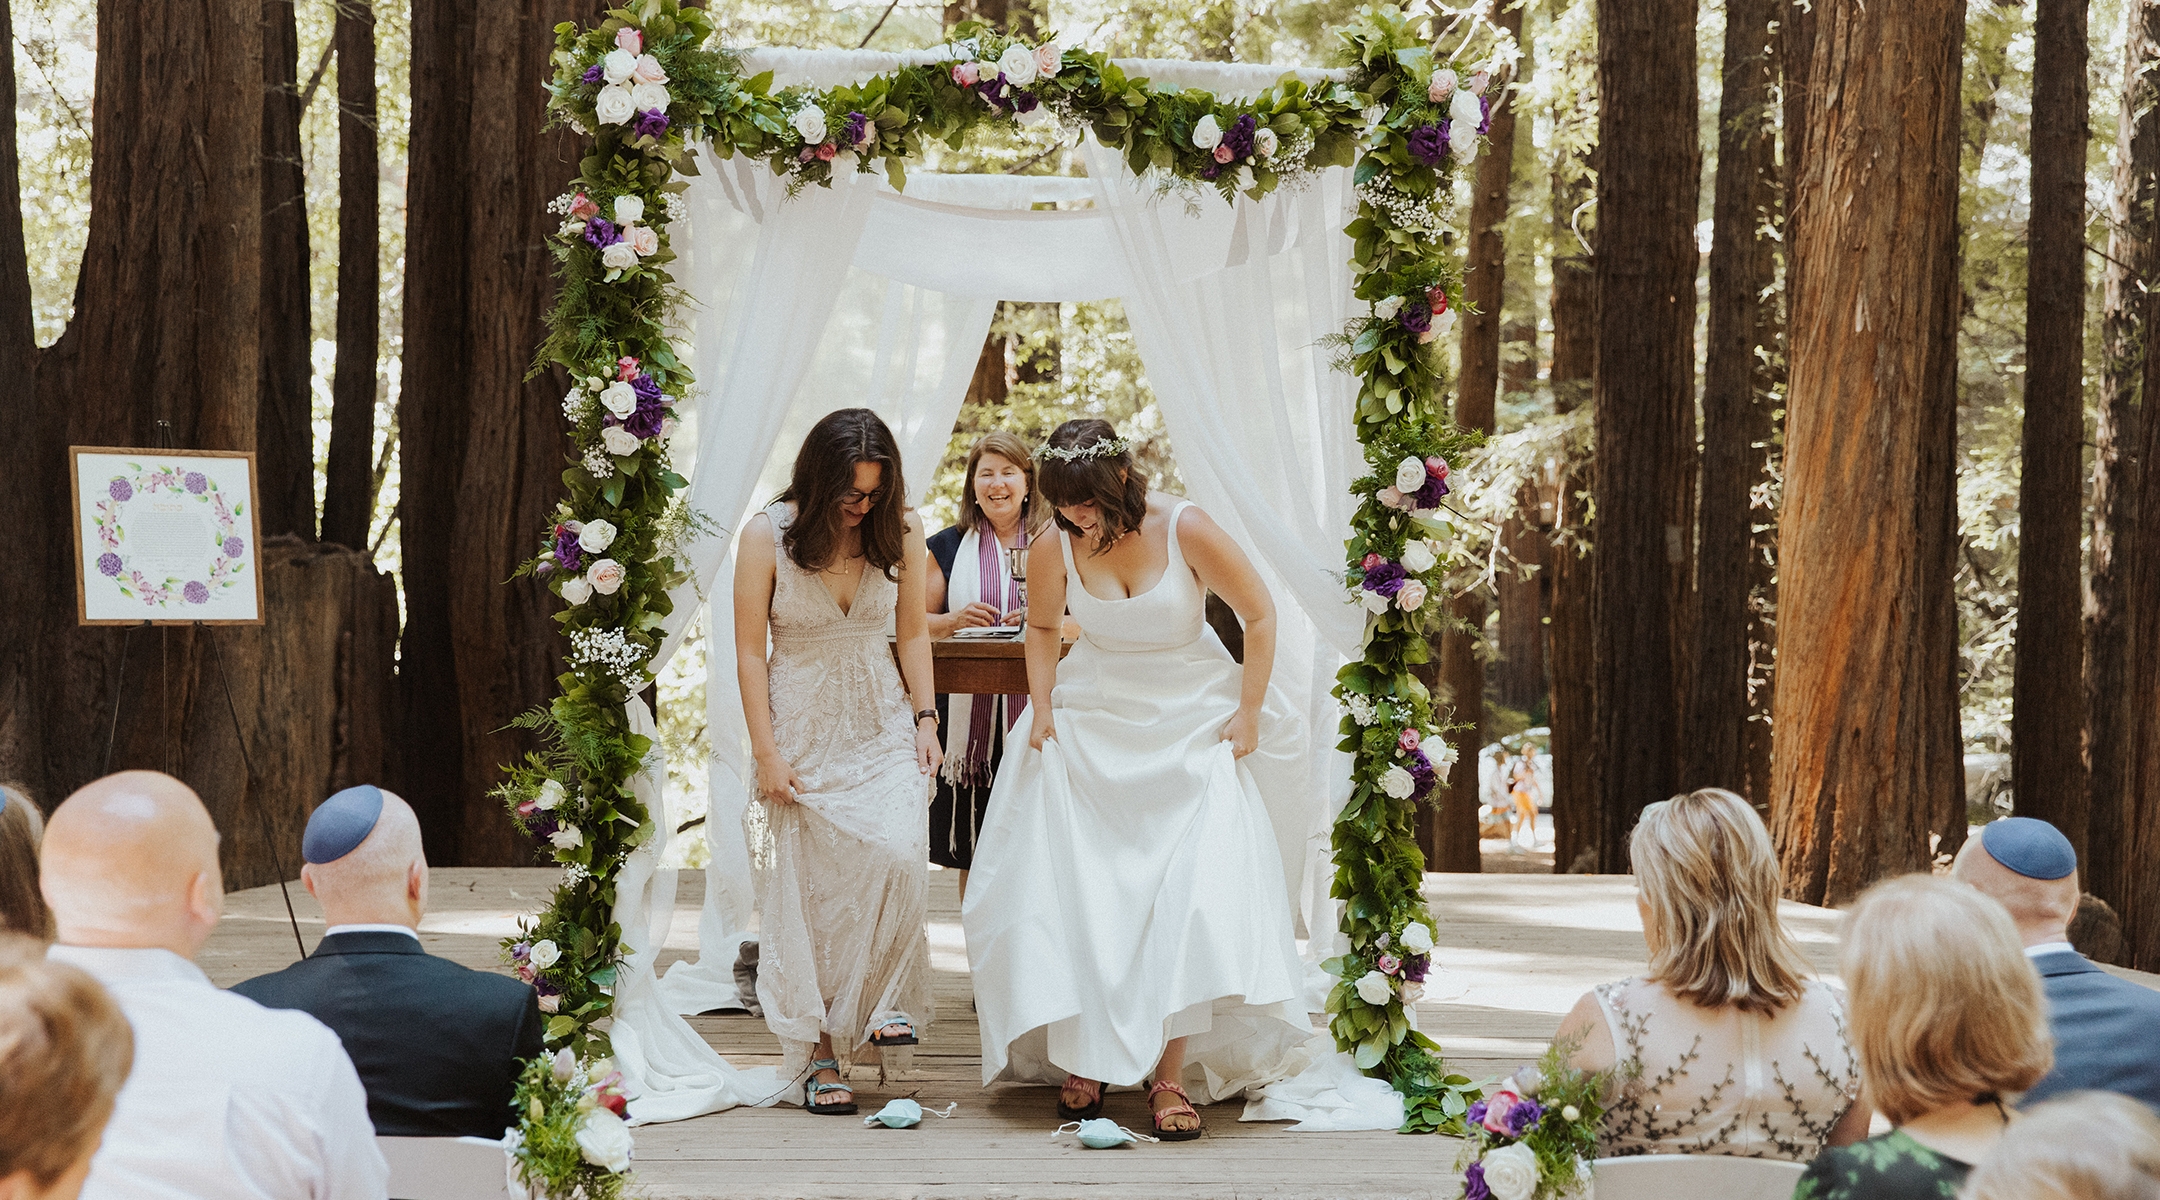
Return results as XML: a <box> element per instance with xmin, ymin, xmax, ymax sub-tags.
<box><xmin>41</xmin><ymin>771</ymin><xmax>223</xmax><ymax>956</ymax></box>
<box><xmin>301</xmin><ymin>791</ymin><xmax>427</xmax><ymax>929</ymax></box>
<box><xmin>1951</xmin><ymin>833</ymin><xmax>2080</xmax><ymax>947</ymax></box>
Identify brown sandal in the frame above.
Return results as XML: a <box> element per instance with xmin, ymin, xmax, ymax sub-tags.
<box><xmin>1147</xmin><ymin>1079</ymin><xmax>1203</xmax><ymax>1141</ymax></box>
<box><xmin>1057</xmin><ymin>1074</ymin><xmax>1105</xmax><ymax>1120</ymax></box>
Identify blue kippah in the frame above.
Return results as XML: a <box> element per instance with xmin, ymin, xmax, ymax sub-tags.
<box><xmin>1980</xmin><ymin>816</ymin><xmax>2077</xmax><ymax>881</ymax></box>
<box><xmin>303</xmin><ymin>785</ymin><xmax>385</xmax><ymax>865</ymax></box>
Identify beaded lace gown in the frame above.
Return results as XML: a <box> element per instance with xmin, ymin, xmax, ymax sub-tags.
<box><xmin>746</xmin><ymin>503</ymin><xmax>933</xmax><ymax>1082</ymax></box>
<box><xmin>962</xmin><ymin>502</ymin><xmax>1313</xmax><ymax>1101</ymax></box>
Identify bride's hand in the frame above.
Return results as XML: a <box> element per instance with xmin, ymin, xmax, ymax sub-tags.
<box><xmin>915</xmin><ymin>719</ymin><xmax>943</xmax><ymax>776</ymax></box>
<box><xmin>1220</xmin><ymin>709</ymin><xmax>1260</xmax><ymax>759</ymax></box>
<box><xmin>754</xmin><ymin>754</ymin><xmax>804</xmax><ymax>805</ymax></box>
<box><xmin>1029</xmin><ymin>709</ymin><xmax>1058</xmax><ymax>750</ymax></box>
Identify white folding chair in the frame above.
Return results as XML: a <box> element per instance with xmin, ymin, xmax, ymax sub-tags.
<box><xmin>376</xmin><ymin>1136</ymin><xmax>516</xmax><ymax>1200</ymax></box>
<box><xmin>1587</xmin><ymin>1154</ymin><xmax>1806</xmax><ymax>1200</ymax></box>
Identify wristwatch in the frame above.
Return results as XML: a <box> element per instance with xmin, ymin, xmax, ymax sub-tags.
<box><xmin>915</xmin><ymin>708</ymin><xmax>939</xmax><ymax>727</ymax></box>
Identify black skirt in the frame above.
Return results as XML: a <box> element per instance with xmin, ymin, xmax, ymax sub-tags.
<box><xmin>929</xmin><ymin>692</ymin><xmax>1007</xmax><ymax>871</ymax></box>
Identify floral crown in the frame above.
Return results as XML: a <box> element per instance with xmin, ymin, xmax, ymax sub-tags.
<box><xmin>1038</xmin><ymin>436</ymin><xmax>1133</xmax><ymax>463</ymax></box>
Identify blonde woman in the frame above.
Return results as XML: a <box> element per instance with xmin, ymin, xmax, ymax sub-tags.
<box><xmin>1795</xmin><ymin>876</ymin><xmax>2054</xmax><ymax>1200</ymax></box>
<box><xmin>1554</xmin><ymin>788</ymin><xmax>1866</xmax><ymax>1158</ymax></box>
<box><xmin>1962</xmin><ymin>1091</ymin><xmax>2160</xmax><ymax>1200</ymax></box>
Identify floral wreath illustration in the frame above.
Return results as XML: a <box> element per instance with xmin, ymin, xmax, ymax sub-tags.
<box><xmin>91</xmin><ymin>463</ymin><xmax>250</xmax><ymax>609</ymax></box>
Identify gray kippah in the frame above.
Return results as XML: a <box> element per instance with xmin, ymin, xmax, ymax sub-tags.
<box><xmin>303</xmin><ymin>785</ymin><xmax>385</xmax><ymax>865</ymax></box>
<box><xmin>1980</xmin><ymin>816</ymin><xmax>2077</xmax><ymax>881</ymax></box>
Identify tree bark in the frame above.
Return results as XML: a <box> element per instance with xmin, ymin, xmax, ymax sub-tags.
<box><xmin>1495</xmin><ymin>492</ymin><xmax>1546</xmax><ymax>712</ymax></box>
<box><xmin>323</xmin><ymin>0</ymin><xmax>381</xmax><ymax>552</ymax></box>
<box><xmin>1546</xmin><ymin>160</ymin><xmax>1596</xmax><ymax>874</ymax></box>
<box><xmin>1590</xmin><ymin>0</ymin><xmax>1699</xmax><ymax>871</ymax></box>
<box><xmin>1770</xmin><ymin>0</ymin><xmax>1965</xmax><ymax>905</ymax></box>
<box><xmin>258</xmin><ymin>0</ymin><xmax>315</xmax><ymax>540</ymax></box>
<box><xmin>2013</xmin><ymin>0</ymin><xmax>2091</xmax><ymax>860</ymax></box>
<box><xmin>2125</xmin><ymin>280</ymin><xmax>2160</xmax><ymax>969</ymax></box>
<box><xmin>2087</xmin><ymin>0</ymin><xmax>2160</xmax><ymax>924</ymax></box>
<box><xmin>1686</xmin><ymin>0</ymin><xmax>1780</xmax><ymax>798</ymax></box>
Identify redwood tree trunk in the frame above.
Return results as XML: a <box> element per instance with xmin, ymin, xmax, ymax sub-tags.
<box><xmin>322</xmin><ymin>0</ymin><xmax>381</xmax><ymax>551</ymax></box>
<box><xmin>2014</xmin><ymin>0</ymin><xmax>2091</xmax><ymax>860</ymax></box>
<box><xmin>1546</xmin><ymin>164</ymin><xmax>1596</xmax><ymax>874</ymax></box>
<box><xmin>258</xmin><ymin>0</ymin><xmax>314</xmax><ymax>540</ymax></box>
<box><xmin>1591</xmin><ymin>0</ymin><xmax>1699</xmax><ymax>871</ymax></box>
<box><xmin>2125</xmin><ymin>283</ymin><xmax>2160</xmax><ymax>969</ymax></box>
<box><xmin>1771</xmin><ymin>0</ymin><xmax>1965</xmax><ymax>905</ymax></box>
<box><xmin>1495</xmin><ymin>495</ymin><xmax>1546</xmax><ymax>712</ymax></box>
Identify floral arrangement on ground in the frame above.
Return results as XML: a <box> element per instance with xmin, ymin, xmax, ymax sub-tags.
<box><xmin>507</xmin><ymin>1049</ymin><xmax>635</xmax><ymax>1200</ymax></box>
<box><xmin>1455</xmin><ymin>1042</ymin><xmax>1610</xmax><ymax>1200</ymax></box>
<box><xmin>503</xmin><ymin>0</ymin><xmax>1509</xmax><ymax>1139</ymax></box>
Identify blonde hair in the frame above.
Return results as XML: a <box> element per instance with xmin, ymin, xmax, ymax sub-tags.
<box><xmin>0</xmin><ymin>933</ymin><xmax>134</xmax><ymax>1186</ymax></box>
<box><xmin>1963</xmin><ymin>1091</ymin><xmax>2160</xmax><ymax>1200</ymax></box>
<box><xmin>956</xmin><ymin>432</ymin><xmax>1048</xmax><ymax>538</ymax></box>
<box><xmin>0</xmin><ymin>783</ymin><xmax>52</xmax><ymax>940</ymax></box>
<box><xmin>1843</xmin><ymin>875</ymin><xmax>2052</xmax><ymax>1125</ymax></box>
<box><xmin>1631</xmin><ymin>788</ymin><xmax>1811</xmax><ymax>1014</ymax></box>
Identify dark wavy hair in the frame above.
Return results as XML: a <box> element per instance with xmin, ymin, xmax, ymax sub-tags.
<box><xmin>1036</xmin><ymin>419</ymin><xmax>1149</xmax><ymax>555</ymax></box>
<box><xmin>776</xmin><ymin>408</ymin><xmax>908</xmax><ymax>580</ymax></box>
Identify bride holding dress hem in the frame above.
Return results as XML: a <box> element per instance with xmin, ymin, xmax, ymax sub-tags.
<box><xmin>961</xmin><ymin>418</ymin><xmax>1312</xmax><ymax>1141</ymax></box>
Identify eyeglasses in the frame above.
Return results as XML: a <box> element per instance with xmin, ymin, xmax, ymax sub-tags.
<box><xmin>841</xmin><ymin>488</ymin><xmax>886</xmax><ymax>506</ymax></box>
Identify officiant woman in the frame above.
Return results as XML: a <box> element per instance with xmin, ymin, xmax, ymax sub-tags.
<box><xmin>923</xmin><ymin>432</ymin><xmax>1051</xmax><ymax>899</ymax></box>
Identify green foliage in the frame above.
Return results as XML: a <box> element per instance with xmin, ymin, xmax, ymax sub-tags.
<box><xmin>1453</xmin><ymin>1040</ymin><xmax>1613</xmax><ymax>1198</ymax></box>
<box><xmin>506</xmin><ymin>1052</ymin><xmax>632</xmax><ymax>1199</ymax></box>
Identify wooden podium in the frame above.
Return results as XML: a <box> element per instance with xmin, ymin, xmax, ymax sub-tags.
<box><xmin>903</xmin><ymin>633</ymin><xmax>1073</xmax><ymax>695</ymax></box>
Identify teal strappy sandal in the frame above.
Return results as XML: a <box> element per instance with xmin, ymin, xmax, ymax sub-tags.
<box><xmin>805</xmin><ymin>1058</ymin><xmax>858</xmax><ymax>1116</ymax></box>
<box><xmin>867</xmin><ymin>1010</ymin><xmax>919</xmax><ymax>1047</ymax></box>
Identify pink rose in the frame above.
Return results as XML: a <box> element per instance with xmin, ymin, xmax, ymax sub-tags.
<box><xmin>1362</xmin><ymin>552</ymin><xmax>1383</xmax><ymax>571</ymax></box>
<box><xmin>570</xmin><ymin>192</ymin><xmax>599</xmax><ymax>220</ymax></box>
<box><xmin>1425</xmin><ymin>456</ymin><xmax>1450</xmax><ymax>481</ymax></box>
<box><xmin>953</xmin><ymin>62</ymin><xmax>979</xmax><ymax>86</ymax></box>
<box><xmin>1213</xmin><ymin>144</ymin><xmax>1234</xmax><ymax>163</ymax></box>
<box><xmin>1427</xmin><ymin>285</ymin><xmax>1449</xmax><ymax>314</ymax></box>
<box><xmin>799</xmin><ymin>147</ymin><xmax>816</xmax><ymax>162</ymax></box>
<box><xmin>1378</xmin><ymin>485</ymin><xmax>1410</xmax><ymax>510</ymax></box>
<box><xmin>815</xmin><ymin>143</ymin><xmax>837</xmax><ymax>162</ymax></box>
<box><xmin>1035</xmin><ymin>43</ymin><xmax>1061</xmax><ymax>77</ymax></box>
<box><xmin>628</xmin><ymin>225</ymin><xmax>659</xmax><ymax>256</ymax></box>
<box><xmin>1470</xmin><ymin>71</ymin><xmax>1491</xmax><ymax>96</ymax></box>
<box><xmin>1482</xmin><ymin>1087</ymin><xmax>1525</xmax><ymax>1135</ymax></box>
<box><xmin>1398</xmin><ymin>727</ymin><xmax>1421</xmax><ymax>753</ymax></box>
<box><xmin>587</xmin><ymin>559</ymin><xmax>626</xmax><ymax>595</ymax></box>
<box><xmin>630</xmin><ymin>53</ymin><xmax>668</xmax><ymax>85</ymax></box>
<box><xmin>615</xmin><ymin>26</ymin><xmax>642</xmax><ymax>55</ymax></box>
<box><xmin>516</xmin><ymin>798</ymin><xmax>538</xmax><ymax>816</ymax></box>
<box><xmin>1378</xmin><ymin>953</ymin><xmax>1402</xmax><ymax>975</ymax></box>
<box><xmin>1397</xmin><ymin>579</ymin><xmax>1429</xmax><ymax>612</ymax></box>
<box><xmin>616</xmin><ymin>356</ymin><xmax>638</xmax><ymax>381</ymax></box>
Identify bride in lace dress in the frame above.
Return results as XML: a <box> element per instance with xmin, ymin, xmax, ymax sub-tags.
<box><xmin>962</xmin><ymin>420</ymin><xmax>1311</xmax><ymax>1141</ymax></box>
<box><xmin>733</xmin><ymin>408</ymin><xmax>942</xmax><ymax>1116</ymax></box>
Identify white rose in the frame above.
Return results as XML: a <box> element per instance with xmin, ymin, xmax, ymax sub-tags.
<box><xmin>613</xmin><ymin>194</ymin><xmax>645</xmax><ymax>224</ymax></box>
<box><xmin>1400</xmin><ymin>922</ymin><xmax>1434</xmax><ymax>954</ymax></box>
<box><xmin>1479</xmin><ymin>1142</ymin><xmax>1540</xmax><ymax>1200</ymax></box>
<box><xmin>1380</xmin><ymin>765</ymin><xmax>1416</xmax><ymax>799</ymax></box>
<box><xmin>998</xmin><ymin>43</ymin><xmax>1039</xmax><ymax>86</ymax></box>
<box><xmin>600</xmin><ymin>381</ymin><xmax>636</xmax><ymax>417</ymax></box>
<box><xmin>1255</xmin><ymin>127</ymin><xmax>1278</xmax><ymax>158</ymax></box>
<box><xmin>1396</xmin><ymin>579</ymin><xmax>1429</xmax><ymax>612</ymax></box>
<box><xmin>1359</xmin><ymin>589</ymin><xmax>1391</xmax><ymax>615</ymax></box>
<box><xmin>791</xmin><ymin>105</ymin><xmax>827</xmax><ymax>144</ymax></box>
<box><xmin>602</xmin><ymin>425</ymin><xmax>639</xmax><ymax>455</ymax></box>
<box><xmin>1374</xmin><ymin>295</ymin><xmax>1403</xmax><ymax>319</ymax></box>
<box><xmin>628</xmin><ymin>81</ymin><xmax>670</xmax><ymax>114</ymax></box>
<box><xmin>601</xmin><ymin>242</ymin><xmax>638</xmax><ymax>272</ymax></box>
<box><xmin>574</xmin><ymin>1107</ymin><xmax>634</xmax><ymax>1173</ymax></box>
<box><xmin>578</xmin><ymin>519</ymin><xmax>618</xmax><ymax>554</ymax></box>
<box><xmin>1434</xmin><ymin>308</ymin><xmax>1459</xmax><ymax>337</ymax></box>
<box><xmin>627</xmin><ymin>226</ymin><xmax>659</xmax><ymax>256</ymax></box>
<box><xmin>559</xmin><ymin>575</ymin><xmax>592</xmax><ymax>605</ymax></box>
<box><xmin>594</xmin><ymin>84</ymin><xmax>636</xmax><ymax>126</ymax></box>
<box><xmin>1429</xmin><ymin>67</ymin><xmax>1459</xmax><ymax>101</ymax></box>
<box><xmin>601</xmin><ymin>48</ymin><xmax>636</xmax><ymax>85</ymax></box>
<box><xmin>551</xmin><ymin>1046</ymin><xmax>576</xmax><ymax>1083</ymax></box>
<box><xmin>1450</xmin><ymin>88</ymin><xmax>1484</xmax><ymax>127</ymax></box>
<box><xmin>630</xmin><ymin>52</ymin><xmax>667</xmax><ymax>85</ymax></box>
<box><xmin>550</xmin><ymin>825</ymin><xmax>583</xmax><ymax>850</ymax></box>
<box><xmin>1192</xmin><ymin>113</ymin><xmax>1223</xmax><ymax>150</ymax></box>
<box><xmin>1353</xmin><ymin>969</ymin><xmax>1394</xmax><ymax>1006</ymax></box>
<box><xmin>588</xmin><ymin>559</ymin><xmax>626</xmax><ymax>595</ymax></box>
<box><xmin>973</xmin><ymin>60</ymin><xmax>1001</xmax><ymax>82</ymax></box>
<box><xmin>1235</xmin><ymin>165</ymin><xmax>1255</xmax><ymax>191</ymax></box>
<box><xmin>528</xmin><ymin>939</ymin><xmax>562</xmax><ymax>969</ymax></box>
<box><xmin>1395</xmin><ymin>456</ymin><xmax>1428</xmax><ymax>493</ymax></box>
<box><xmin>1401</xmin><ymin>539</ymin><xmax>1437</xmax><ymax>573</ymax></box>
<box><xmin>536</xmin><ymin>779</ymin><xmax>567</xmax><ymax>811</ymax></box>
<box><xmin>1432</xmin><ymin>739</ymin><xmax>1461</xmax><ymax>770</ymax></box>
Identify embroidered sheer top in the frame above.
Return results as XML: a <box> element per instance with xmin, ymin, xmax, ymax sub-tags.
<box><xmin>1593</xmin><ymin>976</ymin><xmax>1861</xmax><ymax>1161</ymax></box>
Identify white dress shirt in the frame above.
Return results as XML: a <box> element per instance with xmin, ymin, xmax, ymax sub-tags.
<box><xmin>322</xmin><ymin>924</ymin><xmax>421</xmax><ymax>941</ymax></box>
<box><xmin>2025</xmin><ymin>941</ymin><xmax>2077</xmax><ymax>959</ymax></box>
<box><xmin>49</xmin><ymin>944</ymin><xmax>388</xmax><ymax>1200</ymax></box>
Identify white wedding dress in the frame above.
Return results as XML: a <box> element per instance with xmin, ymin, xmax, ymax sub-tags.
<box><xmin>962</xmin><ymin>502</ymin><xmax>1314</xmax><ymax>1101</ymax></box>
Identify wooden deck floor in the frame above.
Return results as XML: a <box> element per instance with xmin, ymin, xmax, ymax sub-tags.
<box><xmin>197</xmin><ymin>867</ymin><xmax>2108</xmax><ymax>1200</ymax></box>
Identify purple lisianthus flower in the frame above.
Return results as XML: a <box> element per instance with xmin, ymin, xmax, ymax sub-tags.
<box><xmin>583</xmin><ymin>216</ymin><xmax>620</xmax><ymax>249</ymax></box>
<box><xmin>1398</xmin><ymin>298</ymin><xmax>1433</xmax><ymax>334</ymax></box>
<box><xmin>1465</xmin><ymin>1100</ymin><xmax>1488</xmax><ymax>1127</ymax></box>
<box><xmin>182</xmin><ymin>581</ymin><xmax>210</xmax><ymax>605</ymax></box>
<box><xmin>1504</xmin><ymin>1099</ymin><xmax>1546</xmax><ymax>1137</ymax></box>
<box><xmin>1464</xmin><ymin>1160</ymin><xmax>1492</xmax><ymax>1200</ymax></box>
<box><xmin>530</xmin><ymin>813</ymin><xmax>560</xmax><ymax>840</ymax></box>
<box><xmin>1407</xmin><ymin>123</ymin><xmax>1446</xmax><ymax>167</ymax></box>
<box><xmin>1478</xmin><ymin>95</ymin><xmax>1492</xmax><ymax>136</ymax></box>
<box><xmin>582</xmin><ymin>62</ymin><xmax>605</xmax><ymax>84</ymax></box>
<box><xmin>1012</xmin><ymin>89</ymin><xmax>1039</xmax><ymax>115</ymax></box>
<box><xmin>1223</xmin><ymin>113</ymin><xmax>1257</xmax><ymax>159</ymax></box>
<box><xmin>1362</xmin><ymin>561</ymin><xmax>1408</xmax><ymax>597</ymax></box>
<box><xmin>1403</xmin><ymin>953</ymin><xmax>1430</xmax><ymax>982</ymax></box>
<box><xmin>632</xmin><ymin>108</ymin><xmax>670</xmax><ymax>140</ymax></box>
<box><xmin>975</xmin><ymin>76</ymin><xmax>1007</xmax><ymax>111</ymax></box>
<box><xmin>511</xmin><ymin>940</ymin><xmax>531</xmax><ymax>961</ymax></box>
<box><xmin>97</xmin><ymin>552</ymin><xmax>122</xmax><ymax>577</ymax></box>
<box><xmin>843</xmin><ymin>111</ymin><xmax>869</xmax><ymax>148</ymax></box>
<box><xmin>108</xmin><ymin>478</ymin><xmax>133</xmax><ymax>502</ymax></box>
<box><xmin>630</xmin><ymin>372</ymin><xmax>663</xmax><ymax>404</ymax></box>
<box><xmin>553</xmin><ymin>524</ymin><xmax>585</xmax><ymax>574</ymax></box>
<box><xmin>625</xmin><ymin>398</ymin><xmax>666</xmax><ymax>440</ymax></box>
<box><xmin>223</xmin><ymin>537</ymin><xmax>244</xmax><ymax>559</ymax></box>
<box><xmin>1412</xmin><ymin>473</ymin><xmax>1451</xmax><ymax>509</ymax></box>
<box><xmin>1407</xmin><ymin>748</ymin><xmax>1438</xmax><ymax>801</ymax></box>
<box><xmin>1199</xmin><ymin>162</ymin><xmax>1222</xmax><ymax>181</ymax></box>
<box><xmin>185</xmin><ymin>472</ymin><xmax>208</xmax><ymax>494</ymax></box>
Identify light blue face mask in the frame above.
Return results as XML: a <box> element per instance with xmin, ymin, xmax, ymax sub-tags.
<box><xmin>863</xmin><ymin>1099</ymin><xmax>956</xmax><ymax>1128</ymax></box>
<box><xmin>1054</xmin><ymin>1118</ymin><xmax>1157</xmax><ymax>1148</ymax></box>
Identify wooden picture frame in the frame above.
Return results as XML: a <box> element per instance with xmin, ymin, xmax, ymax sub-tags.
<box><xmin>70</xmin><ymin>446</ymin><xmax>267</xmax><ymax>626</ymax></box>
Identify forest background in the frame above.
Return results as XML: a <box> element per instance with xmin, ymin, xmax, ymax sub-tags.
<box><xmin>4</xmin><ymin>0</ymin><xmax>2155</xmax><ymax>962</ymax></box>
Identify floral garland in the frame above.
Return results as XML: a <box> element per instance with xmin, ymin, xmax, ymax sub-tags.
<box><xmin>505</xmin><ymin>0</ymin><xmax>1499</xmax><ymax>1148</ymax></box>
<box><xmin>506</xmin><ymin>1049</ymin><xmax>634</xmax><ymax>1199</ymax></box>
<box><xmin>92</xmin><ymin>464</ymin><xmax>251</xmax><ymax>609</ymax></box>
<box><xmin>1456</xmin><ymin>1045</ymin><xmax>1611</xmax><ymax>1200</ymax></box>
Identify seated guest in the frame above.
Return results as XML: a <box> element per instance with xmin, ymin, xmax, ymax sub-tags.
<box><xmin>0</xmin><ymin>782</ymin><xmax>52</xmax><ymax>938</ymax></box>
<box><xmin>41</xmin><ymin>770</ymin><xmax>386</xmax><ymax>1200</ymax></box>
<box><xmin>1796</xmin><ymin>876</ymin><xmax>2053</xmax><ymax>1200</ymax></box>
<box><xmin>1554</xmin><ymin>788</ymin><xmax>1866</xmax><ymax>1158</ymax></box>
<box><xmin>0</xmin><ymin>933</ymin><xmax>133</xmax><ymax>1200</ymax></box>
<box><xmin>1952</xmin><ymin>816</ymin><xmax>2160</xmax><ymax>1110</ymax></box>
<box><xmin>1962</xmin><ymin>1091</ymin><xmax>2160</xmax><ymax>1200</ymax></box>
<box><xmin>234</xmin><ymin>786</ymin><xmax>543</xmax><ymax>1138</ymax></box>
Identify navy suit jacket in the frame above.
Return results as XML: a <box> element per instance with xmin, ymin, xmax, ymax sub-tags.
<box><xmin>231</xmin><ymin>931</ymin><xmax>544</xmax><ymax>1138</ymax></box>
<box><xmin>2023</xmin><ymin>949</ymin><xmax>2160</xmax><ymax>1111</ymax></box>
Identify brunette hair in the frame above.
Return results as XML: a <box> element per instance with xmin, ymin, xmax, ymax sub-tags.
<box><xmin>777</xmin><ymin>408</ymin><xmax>909</xmax><ymax>580</ymax></box>
<box><xmin>1965</xmin><ymin>1091</ymin><xmax>2160</xmax><ymax>1200</ymax></box>
<box><xmin>1842</xmin><ymin>874</ymin><xmax>2052</xmax><ymax>1125</ymax></box>
<box><xmin>0</xmin><ymin>933</ymin><xmax>134</xmax><ymax>1187</ymax></box>
<box><xmin>0</xmin><ymin>783</ymin><xmax>51</xmax><ymax>940</ymax></box>
<box><xmin>1036</xmin><ymin>419</ymin><xmax>1148</xmax><ymax>555</ymax></box>
<box><xmin>956</xmin><ymin>432</ymin><xmax>1049</xmax><ymax>538</ymax></box>
<box><xmin>1631</xmin><ymin>789</ymin><xmax>1811</xmax><ymax>1014</ymax></box>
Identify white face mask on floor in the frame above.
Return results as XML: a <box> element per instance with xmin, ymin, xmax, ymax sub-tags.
<box><xmin>1054</xmin><ymin>1118</ymin><xmax>1158</xmax><ymax>1148</ymax></box>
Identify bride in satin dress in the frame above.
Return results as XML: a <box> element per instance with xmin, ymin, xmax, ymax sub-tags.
<box><xmin>962</xmin><ymin>419</ymin><xmax>1310</xmax><ymax>1140</ymax></box>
